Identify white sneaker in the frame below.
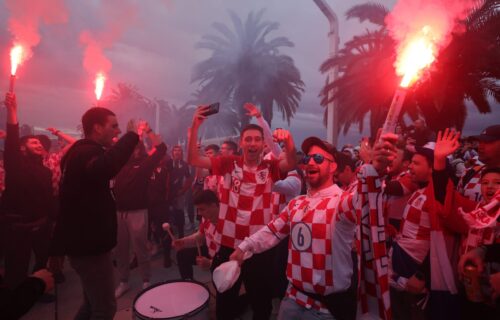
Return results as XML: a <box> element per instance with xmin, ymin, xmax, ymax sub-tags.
<box><xmin>142</xmin><ymin>281</ymin><xmax>151</xmax><ymax>290</ymax></box>
<box><xmin>115</xmin><ymin>282</ymin><xmax>130</xmax><ymax>298</ymax></box>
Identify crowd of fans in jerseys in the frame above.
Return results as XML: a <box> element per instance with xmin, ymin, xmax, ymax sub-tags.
<box><xmin>0</xmin><ymin>92</ymin><xmax>498</xmax><ymax>320</ymax></box>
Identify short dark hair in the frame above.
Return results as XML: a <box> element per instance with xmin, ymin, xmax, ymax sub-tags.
<box><xmin>205</xmin><ymin>144</ymin><xmax>220</xmax><ymax>153</ymax></box>
<box><xmin>481</xmin><ymin>167</ymin><xmax>500</xmax><ymax>178</ymax></box>
<box><xmin>222</xmin><ymin>140</ymin><xmax>238</xmax><ymax>152</ymax></box>
<box><xmin>81</xmin><ymin>107</ymin><xmax>115</xmax><ymax>137</ymax></box>
<box><xmin>193</xmin><ymin>190</ymin><xmax>219</xmax><ymax>206</ymax></box>
<box><xmin>36</xmin><ymin>134</ymin><xmax>51</xmax><ymax>152</ymax></box>
<box><xmin>335</xmin><ymin>151</ymin><xmax>356</xmax><ymax>173</ymax></box>
<box><xmin>19</xmin><ymin>135</ymin><xmax>39</xmax><ymax>147</ymax></box>
<box><xmin>240</xmin><ymin>124</ymin><xmax>263</xmax><ymax>139</ymax></box>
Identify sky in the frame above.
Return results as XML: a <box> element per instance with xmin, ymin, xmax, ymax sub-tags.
<box><xmin>0</xmin><ymin>0</ymin><xmax>498</xmax><ymax>146</ymax></box>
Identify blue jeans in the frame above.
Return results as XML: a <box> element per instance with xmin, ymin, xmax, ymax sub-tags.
<box><xmin>278</xmin><ymin>297</ymin><xmax>334</xmax><ymax>320</ymax></box>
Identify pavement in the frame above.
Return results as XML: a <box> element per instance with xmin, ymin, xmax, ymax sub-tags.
<box><xmin>20</xmin><ymin>229</ymin><xmax>279</xmax><ymax>320</ymax></box>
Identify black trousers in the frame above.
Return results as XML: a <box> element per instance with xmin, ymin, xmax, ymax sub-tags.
<box><xmin>3</xmin><ymin>222</ymin><xmax>51</xmax><ymax>288</ymax></box>
<box><xmin>211</xmin><ymin>246</ymin><xmax>274</xmax><ymax>320</ymax></box>
<box><xmin>176</xmin><ymin>246</ymin><xmax>209</xmax><ymax>279</ymax></box>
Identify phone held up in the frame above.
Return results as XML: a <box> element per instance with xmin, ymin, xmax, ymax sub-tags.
<box><xmin>202</xmin><ymin>102</ymin><xmax>220</xmax><ymax>116</ymax></box>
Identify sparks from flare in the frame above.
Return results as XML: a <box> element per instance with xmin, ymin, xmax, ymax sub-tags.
<box><xmin>94</xmin><ymin>72</ymin><xmax>106</xmax><ymax>100</ymax></box>
<box><xmin>395</xmin><ymin>26</ymin><xmax>436</xmax><ymax>88</ymax></box>
<box><xmin>10</xmin><ymin>45</ymin><xmax>24</xmax><ymax>76</ymax></box>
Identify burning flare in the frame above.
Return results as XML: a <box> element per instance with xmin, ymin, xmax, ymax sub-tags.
<box><xmin>94</xmin><ymin>72</ymin><xmax>106</xmax><ymax>100</ymax></box>
<box><xmin>395</xmin><ymin>26</ymin><xmax>436</xmax><ymax>88</ymax></box>
<box><xmin>10</xmin><ymin>44</ymin><xmax>24</xmax><ymax>76</ymax></box>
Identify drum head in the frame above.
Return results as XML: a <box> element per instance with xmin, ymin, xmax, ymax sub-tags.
<box><xmin>133</xmin><ymin>280</ymin><xmax>210</xmax><ymax>319</ymax></box>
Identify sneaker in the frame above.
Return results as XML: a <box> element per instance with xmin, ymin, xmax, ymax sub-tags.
<box><xmin>142</xmin><ymin>281</ymin><xmax>151</xmax><ymax>290</ymax></box>
<box><xmin>115</xmin><ymin>282</ymin><xmax>130</xmax><ymax>298</ymax></box>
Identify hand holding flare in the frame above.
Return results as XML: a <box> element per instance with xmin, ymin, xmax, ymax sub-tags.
<box><xmin>381</xmin><ymin>26</ymin><xmax>437</xmax><ymax>136</ymax></box>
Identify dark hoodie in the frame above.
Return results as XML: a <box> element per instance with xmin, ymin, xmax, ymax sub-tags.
<box><xmin>0</xmin><ymin>124</ymin><xmax>55</xmax><ymax>225</ymax></box>
<box><xmin>49</xmin><ymin>132</ymin><xmax>138</xmax><ymax>256</ymax></box>
<box><xmin>114</xmin><ymin>142</ymin><xmax>167</xmax><ymax>211</ymax></box>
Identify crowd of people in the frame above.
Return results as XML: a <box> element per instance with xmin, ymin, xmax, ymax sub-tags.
<box><xmin>0</xmin><ymin>92</ymin><xmax>498</xmax><ymax>320</ymax></box>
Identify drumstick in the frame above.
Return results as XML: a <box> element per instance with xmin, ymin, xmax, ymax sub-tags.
<box><xmin>162</xmin><ymin>223</ymin><xmax>176</xmax><ymax>240</ymax></box>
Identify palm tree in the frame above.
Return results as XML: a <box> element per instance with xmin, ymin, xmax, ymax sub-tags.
<box><xmin>320</xmin><ymin>1</ymin><xmax>500</xmax><ymax>138</ymax></box>
<box><xmin>192</xmin><ymin>9</ymin><xmax>305</xmax><ymax>131</ymax></box>
<box><xmin>101</xmin><ymin>83</ymin><xmax>157</xmax><ymax>130</ymax></box>
<box><xmin>155</xmin><ymin>99</ymin><xmax>194</xmax><ymax>147</ymax></box>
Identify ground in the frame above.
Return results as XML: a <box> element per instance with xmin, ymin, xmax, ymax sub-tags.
<box><xmin>21</xmin><ymin>244</ymin><xmax>280</xmax><ymax>319</ymax></box>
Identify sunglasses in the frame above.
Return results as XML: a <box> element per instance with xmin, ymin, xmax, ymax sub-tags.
<box><xmin>302</xmin><ymin>154</ymin><xmax>334</xmax><ymax>165</ymax></box>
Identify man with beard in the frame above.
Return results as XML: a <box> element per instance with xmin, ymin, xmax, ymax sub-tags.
<box><xmin>0</xmin><ymin>93</ymin><xmax>56</xmax><ymax>289</ymax></box>
<box><xmin>230</xmin><ymin>136</ymin><xmax>396</xmax><ymax>320</ymax></box>
<box><xmin>188</xmin><ymin>105</ymin><xmax>296</xmax><ymax>320</ymax></box>
<box><xmin>48</xmin><ymin>108</ymin><xmax>139</xmax><ymax>320</ymax></box>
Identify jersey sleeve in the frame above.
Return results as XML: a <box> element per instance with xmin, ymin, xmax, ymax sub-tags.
<box><xmin>210</xmin><ymin>155</ymin><xmax>239</xmax><ymax>176</ymax></box>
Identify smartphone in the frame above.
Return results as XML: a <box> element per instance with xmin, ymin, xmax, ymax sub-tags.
<box><xmin>202</xmin><ymin>102</ymin><xmax>220</xmax><ymax>116</ymax></box>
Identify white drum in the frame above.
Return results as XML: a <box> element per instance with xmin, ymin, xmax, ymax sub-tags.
<box><xmin>133</xmin><ymin>280</ymin><xmax>210</xmax><ymax>320</ymax></box>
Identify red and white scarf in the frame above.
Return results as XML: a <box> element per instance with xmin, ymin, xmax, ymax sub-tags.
<box><xmin>355</xmin><ymin>165</ymin><xmax>391</xmax><ymax>320</ymax></box>
<box><xmin>459</xmin><ymin>190</ymin><xmax>500</xmax><ymax>229</ymax></box>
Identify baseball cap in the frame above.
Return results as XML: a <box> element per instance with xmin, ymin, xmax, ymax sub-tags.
<box><xmin>301</xmin><ymin>137</ymin><xmax>336</xmax><ymax>160</ymax></box>
<box><xmin>471</xmin><ymin>125</ymin><xmax>500</xmax><ymax>142</ymax></box>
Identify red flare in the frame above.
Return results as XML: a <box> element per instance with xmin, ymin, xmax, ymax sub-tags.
<box><xmin>94</xmin><ymin>72</ymin><xmax>106</xmax><ymax>100</ymax></box>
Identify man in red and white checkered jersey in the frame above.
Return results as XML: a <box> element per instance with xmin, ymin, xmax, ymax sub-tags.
<box><xmin>458</xmin><ymin>125</ymin><xmax>500</xmax><ymax>203</ymax></box>
<box><xmin>173</xmin><ymin>190</ymin><xmax>220</xmax><ymax>280</ymax></box>
<box><xmin>187</xmin><ymin>105</ymin><xmax>297</xmax><ymax>320</ymax></box>
<box><xmin>230</xmin><ymin>136</ymin><xmax>395</xmax><ymax>320</ymax></box>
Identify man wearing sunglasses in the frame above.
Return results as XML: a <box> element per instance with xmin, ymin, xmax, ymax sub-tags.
<box><xmin>187</xmin><ymin>105</ymin><xmax>297</xmax><ymax>320</ymax></box>
<box><xmin>231</xmin><ymin>135</ymin><xmax>397</xmax><ymax>320</ymax></box>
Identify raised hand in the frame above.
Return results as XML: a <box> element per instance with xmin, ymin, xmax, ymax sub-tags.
<box><xmin>435</xmin><ymin>128</ymin><xmax>461</xmax><ymax>160</ymax></box>
<box><xmin>126</xmin><ymin>119</ymin><xmax>138</xmax><ymax>133</ymax></box>
<box><xmin>372</xmin><ymin>133</ymin><xmax>398</xmax><ymax>174</ymax></box>
<box><xmin>244</xmin><ymin>103</ymin><xmax>261</xmax><ymax>118</ymax></box>
<box><xmin>192</xmin><ymin>105</ymin><xmax>209</xmax><ymax>128</ymax></box>
<box><xmin>46</xmin><ymin>127</ymin><xmax>59</xmax><ymax>136</ymax></box>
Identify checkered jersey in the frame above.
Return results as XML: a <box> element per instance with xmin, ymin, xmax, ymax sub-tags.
<box><xmin>267</xmin><ymin>184</ymin><xmax>349</xmax><ymax>312</ymax></box>
<box><xmin>199</xmin><ymin>217</ymin><xmax>219</xmax><ymax>258</ymax></box>
<box><xmin>458</xmin><ymin>165</ymin><xmax>485</xmax><ymax>202</ymax></box>
<box><xmin>397</xmin><ymin>188</ymin><xmax>432</xmax><ymax>263</ymax></box>
<box><xmin>211</xmin><ymin>155</ymin><xmax>282</xmax><ymax>248</ymax></box>
<box><xmin>270</xmin><ymin>192</ymin><xmax>286</xmax><ymax>218</ymax></box>
<box><xmin>44</xmin><ymin>151</ymin><xmax>64</xmax><ymax>196</ymax></box>
<box><xmin>203</xmin><ymin>174</ymin><xmax>224</xmax><ymax>196</ymax></box>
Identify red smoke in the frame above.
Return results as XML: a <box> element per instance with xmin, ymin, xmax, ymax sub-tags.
<box><xmin>386</xmin><ymin>0</ymin><xmax>478</xmax><ymax>80</ymax></box>
<box><xmin>6</xmin><ymin>0</ymin><xmax>68</xmax><ymax>60</ymax></box>
<box><xmin>79</xmin><ymin>0</ymin><xmax>138</xmax><ymax>82</ymax></box>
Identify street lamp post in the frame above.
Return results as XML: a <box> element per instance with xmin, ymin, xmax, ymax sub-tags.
<box><xmin>313</xmin><ymin>0</ymin><xmax>339</xmax><ymax>146</ymax></box>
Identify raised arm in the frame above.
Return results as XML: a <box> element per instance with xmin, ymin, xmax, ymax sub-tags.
<box><xmin>187</xmin><ymin>106</ymin><xmax>212</xmax><ymax>169</ymax></box>
<box><xmin>433</xmin><ymin>128</ymin><xmax>460</xmax><ymax>203</ymax></box>
<box><xmin>244</xmin><ymin>103</ymin><xmax>281</xmax><ymax>158</ymax></box>
<box><xmin>273</xmin><ymin>128</ymin><xmax>296</xmax><ymax>174</ymax></box>
<box><xmin>46</xmin><ymin>127</ymin><xmax>77</xmax><ymax>145</ymax></box>
<box><xmin>4</xmin><ymin>92</ymin><xmax>22</xmax><ymax>172</ymax></box>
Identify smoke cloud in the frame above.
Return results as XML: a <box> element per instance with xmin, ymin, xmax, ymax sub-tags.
<box><xmin>80</xmin><ymin>0</ymin><xmax>138</xmax><ymax>76</ymax></box>
<box><xmin>6</xmin><ymin>0</ymin><xmax>68</xmax><ymax>59</ymax></box>
<box><xmin>386</xmin><ymin>0</ymin><xmax>478</xmax><ymax>73</ymax></box>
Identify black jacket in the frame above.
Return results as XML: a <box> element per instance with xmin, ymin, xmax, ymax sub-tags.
<box><xmin>0</xmin><ymin>124</ymin><xmax>54</xmax><ymax>226</ymax></box>
<box><xmin>0</xmin><ymin>275</ymin><xmax>46</xmax><ymax>320</ymax></box>
<box><xmin>114</xmin><ymin>143</ymin><xmax>167</xmax><ymax>211</ymax></box>
<box><xmin>50</xmin><ymin>132</ymin><xmax>138</xmax><ymax>256</ymax></box>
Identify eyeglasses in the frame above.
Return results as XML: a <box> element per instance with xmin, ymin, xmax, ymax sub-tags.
<box><xmin>302</xmin><ymin>154</ymin><xmax>334</xmax><ymax>165</ymax></box>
